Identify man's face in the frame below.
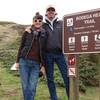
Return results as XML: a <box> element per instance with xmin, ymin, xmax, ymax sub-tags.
<box><xmin>46</xmin><ymin>8</ymin><xmax>56</xmax><ymax>20</ymax></box>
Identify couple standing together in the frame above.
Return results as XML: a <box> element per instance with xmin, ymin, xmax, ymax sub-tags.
<box><xmin>15</xmin><ymin>5</ymin><xmax>69</xmax><ymax>100</ymax></box>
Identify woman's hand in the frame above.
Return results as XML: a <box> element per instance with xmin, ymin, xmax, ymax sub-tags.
<box><xmin>15</xmin><ymin>63</ymin><xmax>20</xmax><ymax>70</ymax></box>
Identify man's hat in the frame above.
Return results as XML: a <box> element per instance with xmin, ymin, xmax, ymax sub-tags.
<box><xmin>46</xmin><ymin>5</ymin><xmax>56</xmax><ymax>12</ymax></box>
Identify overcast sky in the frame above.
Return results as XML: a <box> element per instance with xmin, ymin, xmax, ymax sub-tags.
<box><xmin>0</xmin><ymin>0</ymin><xmax>100</xmax><ymax>24</ymax></box>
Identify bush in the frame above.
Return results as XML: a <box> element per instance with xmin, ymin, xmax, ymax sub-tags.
<box><xmin>78</xmin><ymin>54</ymin><xmax>99</xmax><ymax>92</ymax></box>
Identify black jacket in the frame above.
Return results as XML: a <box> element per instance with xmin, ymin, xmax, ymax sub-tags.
<box><xmin>43</xmin><ymin>18</ymin><xmax>63</xmax><ymax>52</ymax></box>
<box><xmin>16</xmin><ymin>28</ymin><xmax>47</xmax><ymax>65</ymax></box>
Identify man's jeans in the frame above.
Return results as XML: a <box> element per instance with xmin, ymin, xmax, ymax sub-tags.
<box><xmin>19</xmin><ymin>58</ymin><xmax>40</xmax><ymax>100</ymax></box>
<box><xmin>45</xmin><ymin>52</ymin><xmax>69</xmax><ymax>100</ymax></box>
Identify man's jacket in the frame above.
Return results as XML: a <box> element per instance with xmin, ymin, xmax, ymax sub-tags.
<box><xmin>43</xmin><ymin>18</ymin><xmax>63</xmax><ymax>53</ymax></box>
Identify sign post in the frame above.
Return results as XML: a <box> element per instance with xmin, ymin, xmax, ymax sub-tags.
<box><xmin>63</xmin><ymin>8</ymin><xmax>100</xmax><ymax>100</ymax></box>
<box><xmin>97</xmin><ymin>54</ymin><xmax>100</xmax><ymax>100</ymax></box>
<box><xmin>67</xmin><ymin>54</ymin><xmax>79</xmax><ymax>100</ymax></box>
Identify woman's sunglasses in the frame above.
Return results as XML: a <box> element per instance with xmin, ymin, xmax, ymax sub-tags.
<box><xmin>34</xmin><ymin>19</ymin><xmax>42</xmax><ymax>23</ymax></box>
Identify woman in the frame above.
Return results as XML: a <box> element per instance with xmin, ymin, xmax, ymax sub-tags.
<box><xmin>15</xmin><ymin>12</ymin><xmax>46</xmax><ymax>100</ymax></box>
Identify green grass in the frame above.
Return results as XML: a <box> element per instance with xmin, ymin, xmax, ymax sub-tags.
<box><xmin>79</xmin><ymin>86</ymin><xmax>99</xmax><ymax>100</ymax></box>
<box><xmin>0</xmin><ymin>67</ymin><xmax>68</xmax><ymax>100</ymax></box>
<box><xmin>0</xmin><ymin>67</ymin><xmax>99</xmax><ymax>100</ymax></box>
<box><xmin>0</xmin><ymin>68</ymin><xmax>22</xmax><ymax>100</ymax></box>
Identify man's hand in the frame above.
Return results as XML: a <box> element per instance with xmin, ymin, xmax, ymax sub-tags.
<box><xmin>40</xmin><ymin>66</ymin><xmax>45</xmax><ymax>76</ymax></box>
<box><xmin>25</xmin><ymin>26</ymin><xmax>31</xmax><ymax>33</ymax></box>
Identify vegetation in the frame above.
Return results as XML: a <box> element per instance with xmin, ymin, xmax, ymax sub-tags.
<box><xmin>78</xmin><ymin>54</ymin><xmax>99</xmax><ymax>92</ymax></box>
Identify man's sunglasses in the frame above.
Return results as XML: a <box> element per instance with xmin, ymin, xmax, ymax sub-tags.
<box><xmin>47</xmin><ymin>8</ymin><xmax>55</xmax><ymax>11</ymax></box>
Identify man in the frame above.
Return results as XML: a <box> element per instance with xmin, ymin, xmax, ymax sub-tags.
<box><xmin>26</xmin><ymin>5</ymin><xmax>69</xmax><ymax>100</ymax></box>
<box><xmin>43</xmin><ymin>5</ymin><xmax>69</xmax><ymax>100</ymax></box>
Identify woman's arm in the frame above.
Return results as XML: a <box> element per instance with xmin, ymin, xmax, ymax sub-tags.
<box><xmin>16</xmin><ymin>31</ymin><xmax>27</xmax><ymax>63</ymax></box>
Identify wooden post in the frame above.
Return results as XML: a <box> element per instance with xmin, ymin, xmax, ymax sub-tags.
<box><xmin>69</xmin><ymin>78</ymin><xmax>74</xmax><ymax>100</ymax></box>
<box><xmin>97</xmin><ymin>54</ymin><xmax>100</xmax><ymax>100</ymax></box>
<box><xmin>69</xmin><ymin>68</ymin><xmax>79</xmax><ymax>100</ymax></box>
<box><xmin>68</xmin><ymin>55</ymin><xmax>79</xmax><ymax>100</ymax></box>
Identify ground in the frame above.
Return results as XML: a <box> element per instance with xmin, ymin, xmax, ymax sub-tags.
<box><xmin>0</xmin><ymin>67</ymin><xmax>99</xmax><ymax>100</ymax></box>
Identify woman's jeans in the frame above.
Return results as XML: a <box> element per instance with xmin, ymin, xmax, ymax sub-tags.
<box><xmin>19</xmin><ymin>58</ymin><xmax>40</xmax><ymax>100</ymax></box>
<box><xmin>45</xmin><ymin>52</ymin><xmax>69</xmax><ymax>100</ymax></box>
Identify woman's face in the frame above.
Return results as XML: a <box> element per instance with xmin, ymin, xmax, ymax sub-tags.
<box><xmin>33</xmin><ymin>19</ymin><xmax>43</xmax><ymax>28</ymax></box>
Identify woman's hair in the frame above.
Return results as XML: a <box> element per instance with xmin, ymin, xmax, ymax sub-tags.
<box><xmin>33</xmin><ymin>12</ymin><xmax>43</xmax><ymax>20</ymax></box>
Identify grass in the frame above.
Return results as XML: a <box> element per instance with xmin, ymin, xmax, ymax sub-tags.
<box><xmin>0</xmin><ymin>67</ymin><xmax>68</xmax><ymax>100</ymax></box>
<box><xmin>0</xmin><ymin>67</ymin><xmax>99</xmax><ymax>100</ymax></box>
<box><xmin>0</xmin><ymin>69</ymin><xmax>22</xmax><ymax>100</ymax></box>
<box><xmin>79</xmin><ymin>86</ymin><xmax>100</xmax><ymax>100</ymax></box>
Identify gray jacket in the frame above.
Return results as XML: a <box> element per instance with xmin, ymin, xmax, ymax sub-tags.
<box><xmin>43</xmin><ymin>17</ymin><xmax>63</xmax><ymax>53</ymax></box>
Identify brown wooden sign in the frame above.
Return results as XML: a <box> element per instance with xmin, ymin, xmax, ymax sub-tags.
<box><xmin>63</xmin><ymin>8</ymin><xmax>100</xmax><ymax>54</ymax></box>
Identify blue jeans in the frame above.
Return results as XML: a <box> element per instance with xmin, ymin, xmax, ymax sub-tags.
<box><xmin>19</xmin><ymin>58</ymin><xmax>40</xmax><ymax>100</ymax></box>
<box><xmin>45</xmin><ymin>52</ymin><xmax>69</xmax><ymax>100</ymax></box>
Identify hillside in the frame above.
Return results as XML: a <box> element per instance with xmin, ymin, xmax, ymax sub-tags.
<box><xmin>0</xmin><ymin>21</ymin><xmax>28</xmax><ymax>68</ymax></box>
<box><xmin>0</xmin><ymin>21</ymin><xmax>26</xmax><ymax>48</ymax></box>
